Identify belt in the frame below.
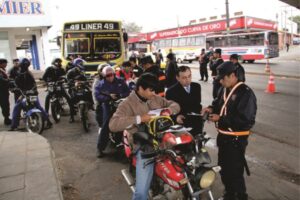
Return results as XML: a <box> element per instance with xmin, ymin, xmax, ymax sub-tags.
<box><xmin>218</xmin><ymin>129</ymin><xmax>250</xmax><ymax>136</ymax></box>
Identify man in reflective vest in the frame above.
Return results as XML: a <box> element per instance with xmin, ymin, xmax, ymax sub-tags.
<box><xmin>203</xmin><ymin>61</ymin><xmax>257</xmax><ymax>200</ymax></box>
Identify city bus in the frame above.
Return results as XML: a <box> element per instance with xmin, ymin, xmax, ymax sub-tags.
<box><xmin>206</xmin><ymin>31</ymin><xmax>279</xmax><ymax>63</ymax></box>
<box><xmin>152</xmin><ymin>35</ymin><xmax>206</xmax><ymax>63</ymax></box>
<box><xmin>61</xmin><ymin>20</ymin><xmax>125</xmax><ymax>74</ymax></box>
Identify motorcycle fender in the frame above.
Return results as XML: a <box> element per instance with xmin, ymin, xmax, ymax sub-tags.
<box><xmin>155</xmin><ymin>158</ymin><xmax>185</xmax><ymax>190</ymax></box>
<box><xmin>26</xmin><ymin>108</ymin><xmax>42</xmax><ymax>117</ymax></box>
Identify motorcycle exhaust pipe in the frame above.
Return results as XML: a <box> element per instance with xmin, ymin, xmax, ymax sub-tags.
<box><xmin>121</xmin><ymin>169</ymin><xmax>135</xmax><ymax>193</ymax></box>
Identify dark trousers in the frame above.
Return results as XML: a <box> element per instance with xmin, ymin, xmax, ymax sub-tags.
<box><xmin>199</xmin><ymin>63</ymin><xmax>208</xmax><ymax>81</ymax></box>
<box><xmin>217</xmin><ymin>134</ymin><xmax>248</xmax><ymax>200</ymax></box>
<box><xmin>45</xmin><ymin>91</ymin><xmax>75</xmax><ymax>117</ymax></box>
<box><xmin>0</xmin><ymin>93</ymin><xmax>10</xmax><ymax>119</ymax></box>
<box><xmin>213</xmin><ymin>78</ymin><xmax>222</xmax><ymax>99</ymax></box>
<box><xmin>95</xmin><ymin>104</ymin><xmax>103</xmax><ymax>127</ymax></box>
<box><xmin>97</xmin><ymin>103</ymin><xmax>111</xmax><ymax>151</ymax></box>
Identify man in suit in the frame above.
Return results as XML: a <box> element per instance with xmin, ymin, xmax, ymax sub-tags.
<box><xmin>166</xmin><ymin>65</ymin><xmax>202</xmax><ymax>135</ymax></box>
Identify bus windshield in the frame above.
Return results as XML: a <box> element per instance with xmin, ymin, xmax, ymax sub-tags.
<box><xmin>63</xmin><ymin>32</ymin><xmax>122</xmax><ymax>62</ymax></box>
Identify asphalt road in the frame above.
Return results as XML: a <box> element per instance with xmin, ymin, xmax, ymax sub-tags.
<box><xmin>0</xmin><ymin>57</ymin><xmax>299</xmax><ymax>200</ymax></box>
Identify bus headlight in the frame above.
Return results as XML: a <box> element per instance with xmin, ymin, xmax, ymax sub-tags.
<box><xmin>195</xmin><ymin>168</ymin><xmax>216</xmax><ymax>189</ymax></box>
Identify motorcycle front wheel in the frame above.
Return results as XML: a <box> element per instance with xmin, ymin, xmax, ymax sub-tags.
<box><xmin>51</xmin><ymin>100</ymin><xmax>62</xmax><ymax>123</ymax></box>
<box><xmin>26</xmin><ymin>112</ymin><xmax>44</xmax><ymax>134</ymax></box>
<box><xmin>79</xmin><ymin>103</ymin><xmax>89</xmax><ymax>132</ymax></box>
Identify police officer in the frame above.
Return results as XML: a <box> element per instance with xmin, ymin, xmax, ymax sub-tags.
<box><xmin>230</xmin><ymin>54</ymin><xmax>246</xmax><ymax>82</ymax></box>
<box><xmin>0</xmin><ymin>58</ymin><xmax>12</xmax><ymax>125</ymax></box>
<box><xmin>203</xmin><ymin>61</ymin><xmax>257</xmax><ymax>200</ymax></box>
<box><xmin>209</xmin><ymin>48</ymin><xmax>224</xmax><ymax>99</ymax></box>
<box><xmin>140</xmin><ymin>55</ymin><xmax>166</xmax><ymax>97</ymax></box>
<box><xmin>42</xmin><ymin>58</ymin><xmax>75</xmax><ymax>123</ymax></box>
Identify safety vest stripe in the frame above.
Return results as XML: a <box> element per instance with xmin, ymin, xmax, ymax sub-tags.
<box><xmin>218</xmin><ymin>129</ymin><xmax>250</xmax><ymax>136</ymax></box>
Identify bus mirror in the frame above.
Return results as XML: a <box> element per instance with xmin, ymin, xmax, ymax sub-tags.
<box><xmin>56</xmin><ymin>36</ymin><xmax>62</xmax><ymax>48</ymax></box>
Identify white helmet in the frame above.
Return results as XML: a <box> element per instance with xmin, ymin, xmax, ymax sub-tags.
<box><xmin>97</xmin><ymin>63</ymin><xmax>111</xmax><ymax>75</ymax></box>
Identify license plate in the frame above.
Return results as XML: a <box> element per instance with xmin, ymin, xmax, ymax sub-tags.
<box><xmin>29</xmin><ymin>96</ymin><xmax>38</xmax><ymax>103</ymax></box>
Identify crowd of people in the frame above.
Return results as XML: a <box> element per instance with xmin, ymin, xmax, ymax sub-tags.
<box><xmin>0</xmin><ymin>47</ymin><xmax>256</xmax><ymax>200</ymax></box>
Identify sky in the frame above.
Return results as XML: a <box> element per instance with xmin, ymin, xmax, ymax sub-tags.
<box><xmin>48</xmin><ymin>0</ymin><xmax>300</xmax><ymax>38</ymax></box>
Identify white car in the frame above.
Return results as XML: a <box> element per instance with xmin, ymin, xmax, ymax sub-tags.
<box><xmin>174</xmin><ymin>50</ymin><xmax>196</xmax><ymax>63</ymax></box>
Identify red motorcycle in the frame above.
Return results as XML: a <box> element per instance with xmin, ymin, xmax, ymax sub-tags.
<box><xmin>121</xmin><ymin>112</ymin><xmax>220</xmax><ymax>200</ymax></box>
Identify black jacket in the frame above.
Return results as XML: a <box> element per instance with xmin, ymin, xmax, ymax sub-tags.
<box><xmin>8</xmin><ymin>67</ymin><xmax>20</xmax><ymax>80</ymax></box>
<box><xmin>166</xmin><ymin>82</ymin><xmax>202</xmax><ymax>115</ymax></box>
<box><xmin>212</xmin><ymin>83</ymin><xmax>257</xmax><ymax>132</ymax></box>
<box><xmin>210</xmin><ymin>58</ymin><xmax>224</xmax><ymax>77</ymax></box>
<box><xmin>42</xmin><ymin>66</ymin><xmax>66</xmax><ymax>82</ymax></box>
<box><xmin>0</xmin><ymin>69</ymin><xmax>9</xmax><ymax>93</ymax></box>
<box><xmin>144</xmin><ymin>65</ymin><xmax>166</xmax><ymax>95</ymax></box>
<box><xmin>235</xmin><ymin>62</ymin><xmax>246</xmax><ymax>82</ymax></box>
<box><xmin>166</xmin><ymin>82</ymin><xmax>202</xmax><ymax>134</ymax></box>
<box><xmin>15</xmin><ymin>71</ymin><xmax>37</xmax><ymax>93</ymax></box>
<box><xmin>165</xmin><ymin>61</ymin><xmax>178</xmax><ymax>88</ymax></box>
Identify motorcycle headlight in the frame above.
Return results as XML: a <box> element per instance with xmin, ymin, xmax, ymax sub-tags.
<box><xmin>195</xmin><ymin>168</ymin><xmax>216</xmax><ymax>189</ymax></box>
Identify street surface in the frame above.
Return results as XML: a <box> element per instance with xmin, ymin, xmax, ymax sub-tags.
<box><xmin>0</xmin><ymin>47</ymin><xmax>299</xmax><ymax>200</ymax></box>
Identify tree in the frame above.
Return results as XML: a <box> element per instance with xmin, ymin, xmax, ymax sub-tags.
<box><xmin>289</xmin><ymin>15</ymin><xmax>300</xmax><ymax>34</ymax></box>
<box><xmin>122</xmin><ymin>21</ymin><xmax>143</xmax><ymax>33</ymax></box>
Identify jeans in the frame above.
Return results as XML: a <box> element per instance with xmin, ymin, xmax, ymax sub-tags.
<box><xmin>132</xmin><ymin>150</ymin><xmax>154</xmax><ymax>200</ymax></box>
<box><xmin>11</xmin><ymin>97</ymin><xmax>49</xmax><ymax>129</ymax></box>
<box><xmin>97</xmin><ymin>103</ymin><xmax>111</xmax><ymax>152</ymax></box>
<box><xmin>45</xmin><ymin>90</ymin><xmax>75</xmax><ymax>117</ymax></box>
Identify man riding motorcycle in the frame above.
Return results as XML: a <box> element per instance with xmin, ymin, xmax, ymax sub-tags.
<box><xmin>94</xmin><ymin>66</ymin><xmax>130</xmax><ymax>158</ymax></box>
<box><xmin>9</xmin><ymin>58</ymin><xmax>52</xmax><ymax>131</ymax></box>
<box><xmin>42</xmin><ymin>58</ymin><xmax>75</xmax><ymax>123</ymax></box>
<box><xmin>109</xmin><ymin>73</ymin><xmax>180</xmax><ymax>200</ymax></box>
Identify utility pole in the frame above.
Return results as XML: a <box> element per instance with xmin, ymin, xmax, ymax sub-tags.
<box><xmin>225</xmin><ymin>0</ymin><xmax>230</xmax><ymax>34</ymax></box>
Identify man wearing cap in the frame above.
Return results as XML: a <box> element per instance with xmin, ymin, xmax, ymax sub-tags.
<box><xmin>140</xmin><ymin>55</ymin><xmax>166</xmax><ymax>96</ymax></box>
<box><xmin>230</xmin><ymin>54</ymin><xmax>246</xmax><ymax>82</ymax></box>
<box><xmin>0</xmin><ymin>58</ymin><xmax>12</xmax><ymax>125</ymax></box>
<box><xmin>209</xmin><ymin>48</ymin><xmax>224</xmax><ymax>99</ymax></box>
<box><xmin>8</xmin><ymin>59</ymin><xmax>21</xmax><ymax>102</ymax></box>
<box><xmin>203</xmin><ymin>61</ymin><xmax>257</xmax><ymax>200</ymax></box>
<box><xmin>94</xmin><ymin>66</ymin><xmax>130</xmax><ymax>157</ymax></box>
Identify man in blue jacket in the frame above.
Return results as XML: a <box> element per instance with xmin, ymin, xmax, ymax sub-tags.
<box><xmin>94</xmin><ymin>66</ymin><xmax>130</xmax><ymax>157</ymax></box>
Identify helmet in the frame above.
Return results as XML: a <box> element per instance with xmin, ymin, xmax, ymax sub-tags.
<box><xmin>19</xmin><ymin>58</ymin><xmax>30</xmax><ymax>72</ymax></box>
<box><xmin>73</xmin><ymin>58</ymin><xmax>85</xmax><ymax>66</ymax></box>
<box><xmin>52</xmin><ymin>58</ymin><xmax>62</xmax><ymax>66</ymax></box>
<box><xmin>102</xmin><ymin>66</ymin><xmax>115</xmax><ymax>77</ymax></box>
<box><xmin>97</xmin><ymin>63</ymin><xmax>111</xmax><ymax>75</ymax></box>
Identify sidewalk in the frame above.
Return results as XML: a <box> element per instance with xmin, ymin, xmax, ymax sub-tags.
<box><xmin>0</xmin><ymin>131</ymin><xmax>63</xmax><ymax>200</ymax></box>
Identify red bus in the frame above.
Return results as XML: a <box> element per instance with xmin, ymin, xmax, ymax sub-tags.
<box><xmin>206</xmin><ymin>31</ymin><xmax>279</xmax><ymax>63</ymax></box>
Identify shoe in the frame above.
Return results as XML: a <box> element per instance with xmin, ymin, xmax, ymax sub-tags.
<box><xmin>69</xmin><ymin>117</ymin><xmax>75</xmax><ymax>123</ymax></box>
<box><xmin>97</xmin><ymin>150</ymin><xmax>105</xmax><ymax>158</ymax></box>
<box><xmin>218</xmin><ymin>192</ymin><xmax>236</xmax><ymax>200</ymax></box>
<box><xmin>4</xmin><ymin>118</ymin><xmax>12</xmax><ymax>125</ymax></box>
<box><xmin>45</xmin><ymin>120</ymin><xmax>53</xmax><ymax>129</ymax></box>
<box><xmin>204</xmin><ymin>79</ymin><xmax>208</xmax><ymax>82</ymax></box>
<box><xmin>8</xmin><ymin>127</ymin><xmax>16</xmax><ymax>131</ymax></box>
<box><xmin>199</xmin><ymin>79</ymin><xmax>203</xmax><ymax>81</ymax></box>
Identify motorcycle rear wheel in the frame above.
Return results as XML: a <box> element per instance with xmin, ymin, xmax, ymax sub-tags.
<box><xmin>26</xmin><ymin>112</ymin><xmax>44</xmax><ymax>134</ymax></box>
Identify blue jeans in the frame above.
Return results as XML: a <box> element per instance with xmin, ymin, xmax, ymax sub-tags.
<box><xmin>132</xmin><ymin>150</ymin><xmax>154</xmax><ymax>200</ymax></box>
<box><xmin>11</xmin><ymin>97</ymin><xmax>49</xmax><ymax>129</ymax></box>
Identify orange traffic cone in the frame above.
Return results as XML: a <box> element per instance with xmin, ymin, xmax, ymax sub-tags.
<box><xmin>265</xmin><ymin>59</ymin><xmax>270</xmax><ymax>73</ymax></box>
<box><xmin>265</xmin><ymin>73</ymin><xmax>276</xmax><ymax>93</ymax></box>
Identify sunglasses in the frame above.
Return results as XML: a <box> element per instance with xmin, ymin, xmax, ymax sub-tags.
<box><xmin>105</xmin><ymin>73</ymin><xmax>114</xmax><ymax>78</ymax></box>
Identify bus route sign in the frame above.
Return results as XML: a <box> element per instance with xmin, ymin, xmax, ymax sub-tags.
<box><xmin>64</xmin><ymin>22</ymin><xmax>120</xmax><ymax>31</ymax></box>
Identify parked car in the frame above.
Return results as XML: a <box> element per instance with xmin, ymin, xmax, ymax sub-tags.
<box><xmin>174</xmin><ymin>50</ymin><xmax>196</xmax><ymax>63</ymax></box>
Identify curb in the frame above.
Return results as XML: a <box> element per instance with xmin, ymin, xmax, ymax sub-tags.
<box><xmin>189</xmin><ymin>66</ymin><xmax>300</xmax><ymax>79</ymax></box>
<box><xmin>50</xmin><ymin>149</ymin><xmax>64</xmax><ymax>200</ymax></box>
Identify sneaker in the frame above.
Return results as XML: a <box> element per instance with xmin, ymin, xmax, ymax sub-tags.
<box><xmin>97</xmin><ymin>150</ymin><xmax>105</xmax><ymax>158</ymax></box>
<box><xmin>4</xmin><ymin>118</ymin><xmax>12</xmax><ymax>125</ymax></box>
<box><xmin>69</xmin><ymin>117</ymin><xmax>75</xmax><ymax>123</ymax></box>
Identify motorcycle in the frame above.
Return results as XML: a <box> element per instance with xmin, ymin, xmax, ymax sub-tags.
<box><xmin>121</xmin><ymin>111</ymin><xmax>220</xmax><ymax>200</ymax></box>
<box><xmin>46</xmin><ymin>77</ymin><xmax>70</xmax><ymax>123</ymax></box>
<box><xmin>12</xmin><ymin>87</ymin><xmax>45</xmax><ymax>134</ymax></box>
<box><xmin>71</xmin><ymin>79</ymin><xmax>92</xmax><ymax>132</ymax></box>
